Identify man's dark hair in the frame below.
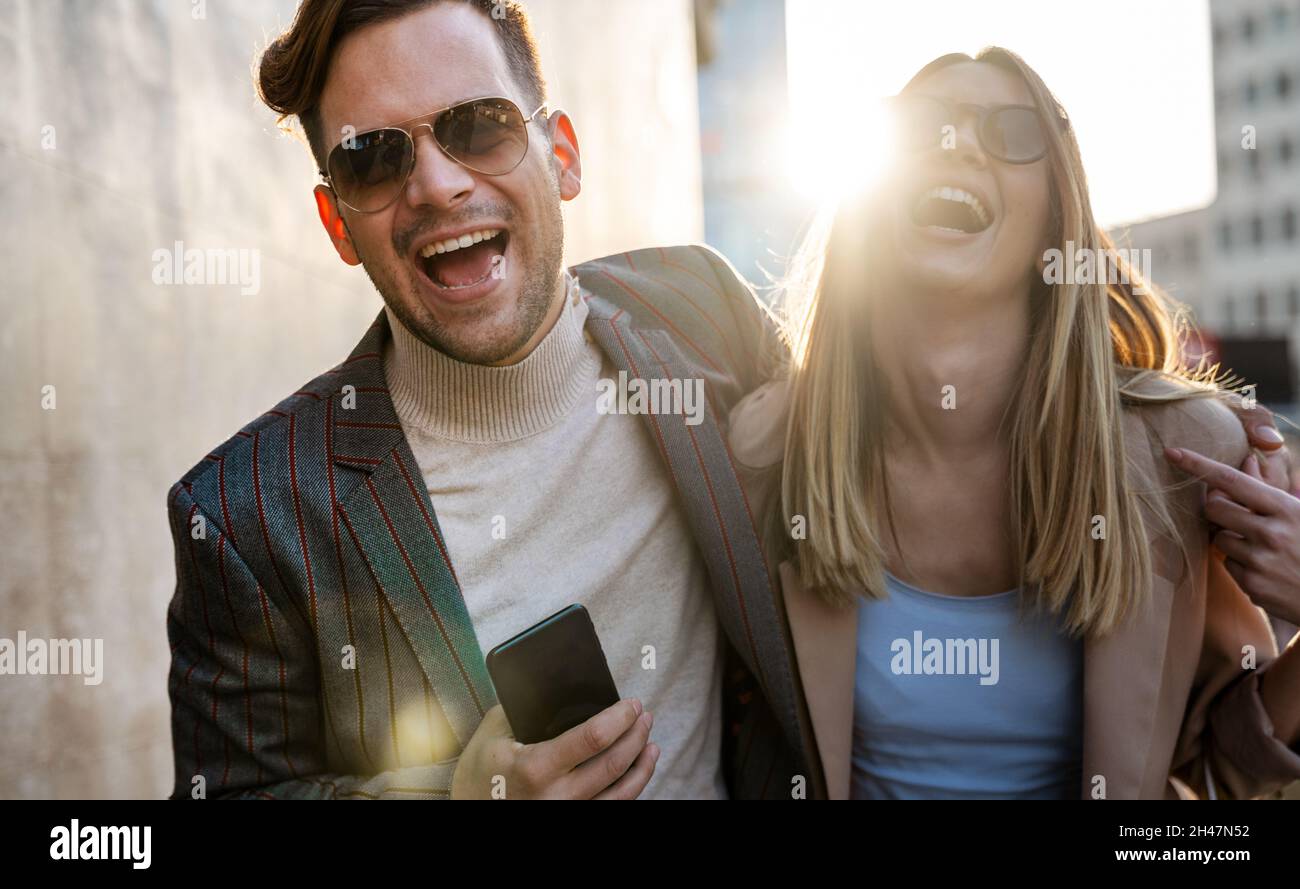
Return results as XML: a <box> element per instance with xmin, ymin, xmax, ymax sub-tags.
<box><xmin>256</xmin><ymin>0</ymin><xmax>547</xmax><ymax>171</ymax></box>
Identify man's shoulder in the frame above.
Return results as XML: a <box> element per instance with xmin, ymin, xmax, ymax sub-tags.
<box><xmin>570</xmin><ymin>243</ymin><xmax>783</xmax><ymax>385</ymax></box>
<box><xmin>570</xmin><ymin>243</ymin><xmax>762</xmax><ymax>320</ymax></box>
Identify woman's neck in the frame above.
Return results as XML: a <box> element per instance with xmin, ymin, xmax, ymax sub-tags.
<box><xmin>873</xmin><ymin>291</ymin><xmax>1030</xmax><ymax>467</ymax></box>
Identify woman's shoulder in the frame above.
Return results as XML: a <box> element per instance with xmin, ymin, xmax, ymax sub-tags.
<box><xmin>1119</xmin><ymin>371</ymin><xmax>1249</xmax><ymax>469</ymax></box>
<box><xmin>728</xmin><ymin>378</ymin><xmax>791</xmax><ymax>471</ymax></box>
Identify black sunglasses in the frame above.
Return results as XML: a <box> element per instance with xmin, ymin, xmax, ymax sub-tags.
<box><xmin>323</xmin><ymin>96</ymin><xmax>548</xmax><ymax>213</ymax></box>
<box><xmin>886</xmin><ymin>94</ymin><xmax>1056</xmax><ymax>164</ymax></box>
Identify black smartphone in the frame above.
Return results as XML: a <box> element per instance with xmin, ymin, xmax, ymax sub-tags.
<box><xmin>485</xmin><ymin>604</ymin><xmax>621</xmax><ymax>745</ymax></box>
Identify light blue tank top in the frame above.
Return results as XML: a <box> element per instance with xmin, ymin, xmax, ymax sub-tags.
<box><xmin>850</xmin><ymin>571</ymin><xmax>1083</xmax><ymax>799</ymax></box>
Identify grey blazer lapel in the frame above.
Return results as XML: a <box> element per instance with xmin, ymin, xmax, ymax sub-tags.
<box><xmin>583</xmin><ymin>291</ymin><xmax>809</xmax><ymax>770</ymax></box>
<box><xmin>327</xmin><ymin>313</ymin><xmax>496</xmax><ymax>747</ymax></box>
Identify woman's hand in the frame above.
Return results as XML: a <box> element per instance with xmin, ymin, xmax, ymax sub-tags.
<box><xmin>1164</xmin><ymin>446</ymin><xmax>1300</xmax><ymax>627</ymax></box>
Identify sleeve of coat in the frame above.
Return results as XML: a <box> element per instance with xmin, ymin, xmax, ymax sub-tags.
<box><xmin>166</xmin><ymin>483</ymin><xmax>460</xmax><ymax>799</ymax></box>
<box><xmin>1171</xmin><ymin>545</ymin><xmax>1300</xmax><ymax>799</ymax></box>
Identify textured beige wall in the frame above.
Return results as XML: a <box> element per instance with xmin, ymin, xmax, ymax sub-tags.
<box><xmin>0</xmin><ymin>0</ymin><xmax>701</xmax><ymax>799</ymax></box>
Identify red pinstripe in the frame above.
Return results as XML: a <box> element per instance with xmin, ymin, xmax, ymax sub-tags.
<box><xmin>604</xmin><ymin>320</ymin><xmax>669</xmax><ymax>469</ymax></box>
<box><xmin>288</xmin><ymin>414</ymin><xmax>320</xmax><ymax>630</ymax></box>
<box><xmin>251</xmin><ymin>430</ymin><xmax>296</xmax><ymax>616</ymax></box>
<box><xmin>638</xmin><ymin>268</ymin><xmax>742</xmax><ymax>372</ymax></box>
<box><xmin>218</xmin><ymin>456</ymin><xmax>237</xmax><ymax>551</ymax></box>
<box><xmin>336</xmin><ymin>499</ymin><xmax>483</xmax><ymax>745</ymax></box>
<box><xmin>183</xmin><ymin>504</ymin><xmax>213</xmax><ymax>776</ymax></box>
<box><xmin>252</xmin><ymin>578</ymin><xmax>299</xmax><ymax>779</ymax></box>
<box><xmin>634</xmin><ymin>329</ymin><xmax>768</xmax><ymax>693</ymax></box>
<box><xmin>334</xmin><ymin>454</ymin><xmax>383</xmax><ymax>466</ymax></box>
<box><xmin>358</xmin><ymin>474</ymin><xmax>485</xmax><ymax>718</ymax></box>
<box><xmin>598</xmin><ymin>269</ymin><xmax>723</xmax><ymax>373</ymax></box>
<box><xmin>659</xmin><ymin>251</ymin><xmax>735</xmax><ymax>309</ymax></box>
<box><xmin>376</xmin><ymin>595</ymin><xmax>400</xmax><ymax>766</ymax></box>
<box><xmin>326</xmin><ymin>399</ymin><xmax>373</xmax><ymax>770</ymax></box>
<box><xmin>393</xmin><ymin>449</ymin><xmax>460</xmax><ymax>587</ymax></box>
<box><xmin>216</xmin><ymin>536</ymin><xmax>254</xmax><ymax>773</ymax></box>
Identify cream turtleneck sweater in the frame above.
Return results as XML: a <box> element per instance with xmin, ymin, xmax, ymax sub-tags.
<box><xmin>383</xmin><ymin>277</ymin><xmax>725</xmax><ymax>799</ymax></box>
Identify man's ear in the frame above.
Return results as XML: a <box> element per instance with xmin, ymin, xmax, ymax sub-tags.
<box><xmin>314</xmin><ymin>184</ymin><xmax>361</xmax><ymax>266</ymax></box>
<box><xmin>546</xmin><ymin>110</ymin><xmax>582</xmax><ymax>202</ymax></box>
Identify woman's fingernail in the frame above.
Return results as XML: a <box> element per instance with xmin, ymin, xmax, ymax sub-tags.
<box><xmin>1256</xmin><ymin>426</ymin><xmax>1285</xmax><ymax>444</ymax></box>
<box><xmin>1164</xmin><ymin>447</ymin><xmax>1183</xmax><ymax>461</ymax></box>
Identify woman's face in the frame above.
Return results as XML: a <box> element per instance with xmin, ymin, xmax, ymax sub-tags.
<box><xmin>884</xmin><ymin>61</ymin><xmax>1053</xmax><ymax>306</ymax></box>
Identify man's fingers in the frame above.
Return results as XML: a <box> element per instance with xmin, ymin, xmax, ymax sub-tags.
<box><xmin>1164</xmin><ymin>447</ymin><xmax>1280</xmax><ymax>515</ymax></box>
<box><xmin>1204</xmin><ymin>488</ymin><xmax>1268</xmax><ymax>538</ymax></box>
<box><xmin>533</xmin><ymin>698</ymin><xmax>643</xmax><ymax>775</ymax></box>
<box><xmin>566</xmin><ymin>710</ymin><xmax>654</xmax><ymax>798</ymax></box>
<box><xmin>593</xmin><ymin>742</ymin><xmax>660</xmax><ymax>800</ymax></box>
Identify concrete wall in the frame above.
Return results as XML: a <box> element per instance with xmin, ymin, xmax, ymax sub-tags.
<box><xmin>0</xmin><ymin>0</ymin><xmax>702</xmax><ymax>799</ymax></box>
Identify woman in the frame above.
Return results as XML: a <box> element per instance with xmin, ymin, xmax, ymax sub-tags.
<box><xmin>730</xmin><ymin>47</ymin><xmax>1300</xmax><ymax>799</ymax></box>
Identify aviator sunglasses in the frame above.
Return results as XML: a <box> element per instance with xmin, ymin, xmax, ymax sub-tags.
<box><xmin>323</xmin><ymin>96</ymin><xmax>548</xmax><ymax>213</ymax></box>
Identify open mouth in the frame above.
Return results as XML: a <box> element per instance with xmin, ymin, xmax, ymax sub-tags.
<box><xmin>910</xmin><ymin>187</ymin><xmax>992</xmax><ymax>235</ymax></box>
<box><xmin>418</xmin><ymin>228</ymin><xmax>509</xmax><ymax>290</ymax></box>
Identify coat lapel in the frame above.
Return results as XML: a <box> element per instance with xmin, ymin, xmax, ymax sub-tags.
<box><xmin>582</xmin><ymin>289</ymin><xmax>814</xmax><ymax>779</ymax></box>
<box><xmin>325</xmin><ymin>313</ymin><xmax>496</xmax><ymax>748</ymax></box>
<box><xmin>1080</xmin><ymin>416</ymin><xmax>1185</xmax><ymax>799</ymax></box>
<box><xmin>1080</xmin><ymin>571</ymin><xmax>1177</xmax><ymax>798</ymax></box>
<box><xmin>780</xmin><ymin>563</ymin><xmax>857</xmax><ymax>799</ymax></box>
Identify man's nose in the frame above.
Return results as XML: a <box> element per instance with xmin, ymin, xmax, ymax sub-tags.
<box><xmin>402</xmin><ymin>127</ymin><xmax>477</xmax><ymax>210</ymax></box>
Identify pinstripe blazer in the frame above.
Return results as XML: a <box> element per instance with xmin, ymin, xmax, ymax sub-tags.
<box><xmin>165</xmin><ymin>244</ymin><xmax>818</xmax><ymax>799</ymax></box>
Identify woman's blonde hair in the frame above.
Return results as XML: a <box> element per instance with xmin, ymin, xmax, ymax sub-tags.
<box><xmin>777</xmin><ymin>46</ymin><xmax>1214</xmax><ymax>636</ymax></box>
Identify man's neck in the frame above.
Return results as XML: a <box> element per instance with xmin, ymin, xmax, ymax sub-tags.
<box><xmin>487</xmin><ymin>273</ymin><xmax>570</xmax><ymax>366</ymax></box>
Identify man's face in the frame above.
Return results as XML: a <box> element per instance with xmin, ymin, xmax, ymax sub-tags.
<box><xmin>316</xmin><ymin>3</ymin><xmax>580</xmax><ymax>365</ymax></box>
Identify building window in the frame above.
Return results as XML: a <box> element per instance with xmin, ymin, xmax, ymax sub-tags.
<box><xmin>1256</xmin><ymin>289</ymin><xmax>1268</xmax><ymax>323</ymax></box>
<box><xmin>1183</xmin><ymin>233</ymin><xmax>1199</xmax><ymax>264</ymax></box>
<box><xmin>1220</xmin><ymin>219</ymin><xmax>1233</xmax><ymax>250</ymax></box>
<box><xmin>1282</xmin><ymin>136</ymin><xmax>1294</xmax><ymax>165</ymax></box>
<box><xmin>1249</xmin><ymin>149</ymin><xmax>1262</xmax><ymax>178</ymax></box>
<box><xmin>1251</xmin><ymin>215</ymin><xmax>1264</xmax><ymax>245</ymax></box>
<box><xmin>1243</xmin><ymin>15</ymin><xmax>1256</xmax><ymax>42</ymax></box>
<box><xmin>1289</xmin><ymin>286</ymin><xmax>1300</xmax><ymax>319</ymax></box>
<box><xmin>1246</xmin><ymin>77</ymin><xmax>1259</xmax><ymax>106</ymax></box>
<box><xmin>1225</xmin><ymin>297</ymin><xmax>1235</xmax><ymax>331</ymax></box>
<box><xmin>1279</xmin><ymin>71</ymin><xmax>1293</xmax><ymax>100</ymax></box>
<box><xmin>1284</xmin><ymin>207</ymin><xmax>1297</xmax><ymax>241</ymax></box>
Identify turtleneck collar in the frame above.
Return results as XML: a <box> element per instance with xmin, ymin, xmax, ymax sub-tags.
<box><xmin>383</xmin><ymin>273</ymin><xmax>600</xmax><ymax>443</ymax></box>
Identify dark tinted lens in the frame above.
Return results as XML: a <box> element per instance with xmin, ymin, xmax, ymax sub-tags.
<box><xmin>891</xmin><ymin>96</ymin><xmax>951</xmax><ymax>151</ymax></box>
<box><xmin>434</xmin><ymin>99</ymin><xmax>528</xmax><ymax>174</ymax></box>
<box><xmin>983</xmin><ymin>106</ymin><xmax>1045</xmax><ymax>162</ymax></box>
<box><xmin>327</xmin><ymin>128</ymin><xmax>413</xmax><ymax>211</ymax></box>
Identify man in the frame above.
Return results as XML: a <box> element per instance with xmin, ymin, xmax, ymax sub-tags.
<box><xmin>166</xmin><ymin>0</ymin><xmax>802</xmax><ymax>800</ymax></box>
<box><xmin>166</xmin><ymin>0</ymin><xmax>1289</xmax><ymax>800</ymax></box>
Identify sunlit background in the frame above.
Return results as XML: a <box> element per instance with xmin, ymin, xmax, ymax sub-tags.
<box><xmin>700</xmin><ymin>0</ymin><xmax>1299</xmax><ymax>408</ymax></box>
<box><xmin>784</xmin><ymin>0</ymin><xmax>1215</xmax><ymax>225</ymax></box>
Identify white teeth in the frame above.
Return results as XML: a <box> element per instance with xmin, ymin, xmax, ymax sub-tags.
<box><xmin>918</xmin><ymin>186</ymin><xmax>991</xmax><ymax>228</ymax></box>
<box><xmin>418</xmin><ymin>229</ymin><xmax>502</xmax><ymax>258</ymax></box>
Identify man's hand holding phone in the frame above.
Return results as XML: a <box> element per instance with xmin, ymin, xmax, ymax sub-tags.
<box><xmin>450</xmin><ymin>699</ymin><xmax>659</xmax><ymax>799</ymax></box>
